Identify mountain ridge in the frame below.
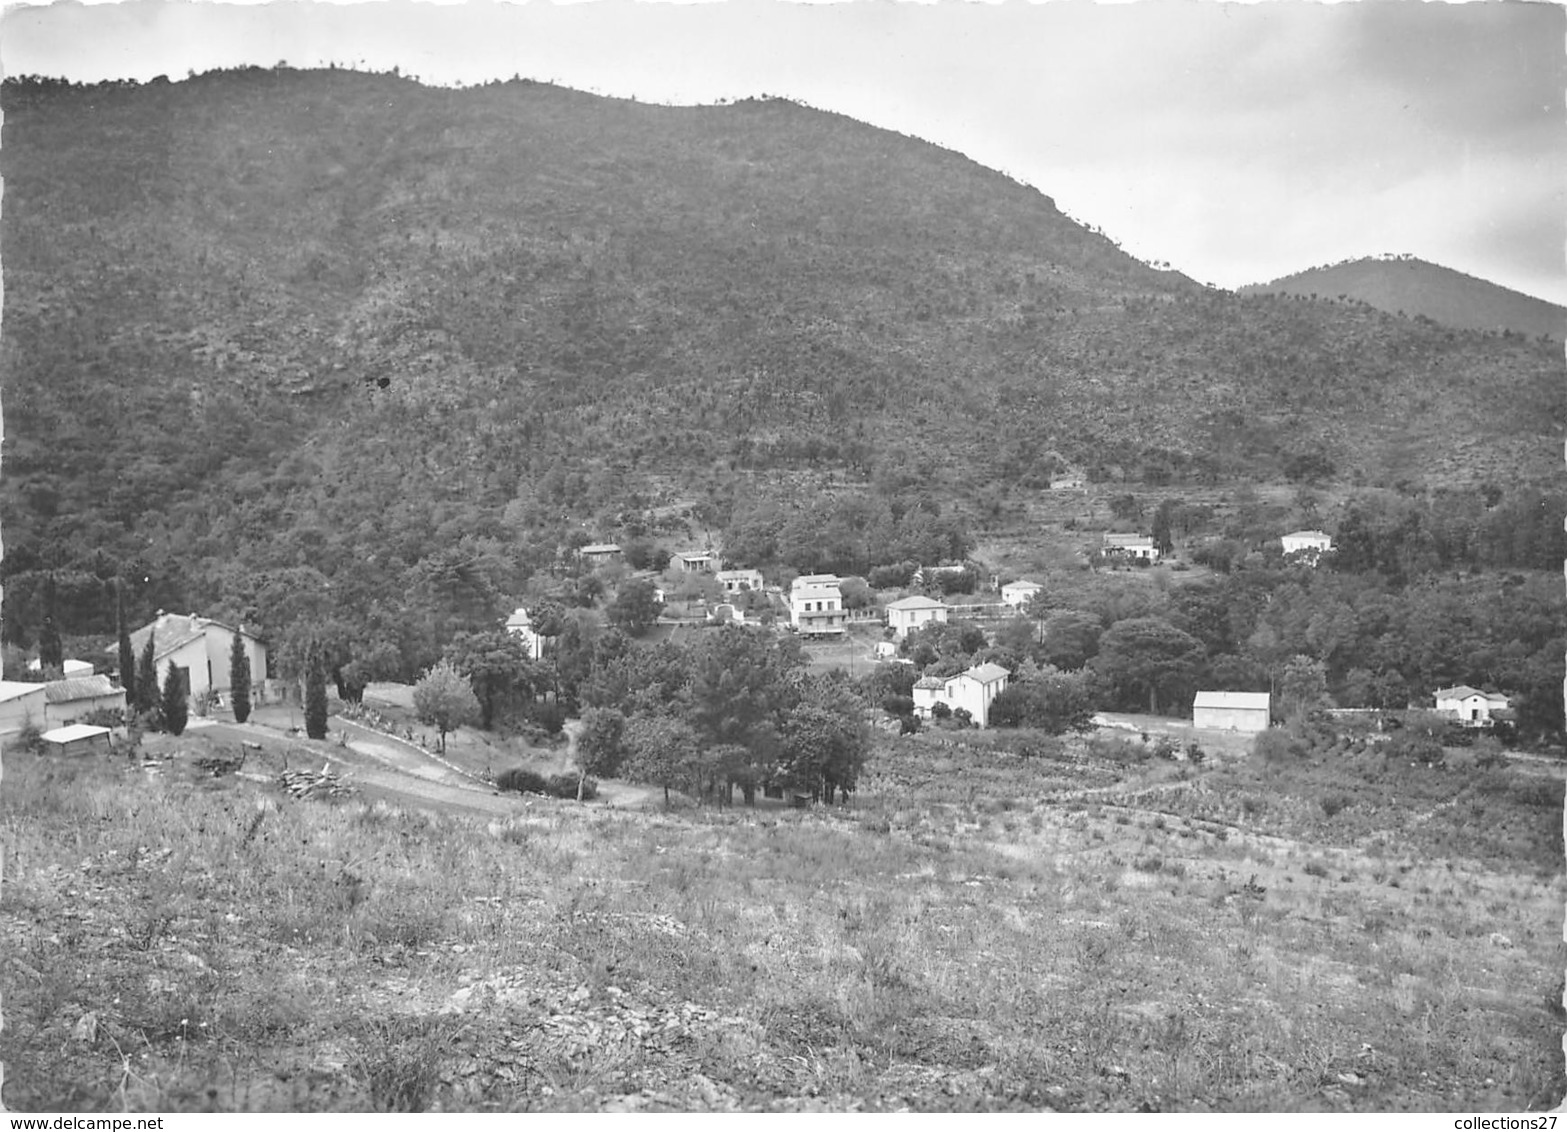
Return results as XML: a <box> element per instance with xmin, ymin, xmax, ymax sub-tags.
<box><xmin>0</xmin><ymin>68</ymin><xmax>1561</xmax><ymax>640</ymax></box>
<box><xmin>1241</xmin><ymin>255</ymin><xmax>1565</xmax><ymax>340</ymax></box>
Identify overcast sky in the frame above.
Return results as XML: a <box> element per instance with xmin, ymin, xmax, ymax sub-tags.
<box><xmin>3</xmin><ymin>0</ymin><xmax>1563</xmax><ymax>304</ymax></box>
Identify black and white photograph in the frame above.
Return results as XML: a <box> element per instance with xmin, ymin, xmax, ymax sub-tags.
<box><xmin>0</xmin><ymin>0</ymin><xmax>1563</xmax><ymax>1114</ymax></box>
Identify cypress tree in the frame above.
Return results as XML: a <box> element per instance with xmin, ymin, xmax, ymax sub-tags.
<box><xmin>161</xmin><ymin>661</ymin><xmax>188</xmax><ymax>737</ymax></box>
<box><xmin>304</xmin><ymin>647</ymin><xmax>329</xmax><ymax>740</ymax></box>
<box><xmin>135</xmin><ymin>631</ymin><xmax>158</xmax><ymax>714</ymax></box>
<box><xmin>116</xmin><ymin>584</ymin><xmax>136</xmax><ymax>706</ymax></box>
<box><xmin>37</xmin><ymin>574</ymin><xmax>63</xmax><ymax>674</ymax></box>
<box><xmin>229</xmin><ymin>630</ymin><xmax>252</xmax><ymax>724</ymax></box>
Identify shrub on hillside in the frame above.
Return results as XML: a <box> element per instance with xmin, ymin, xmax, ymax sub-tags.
<box><xmin>548</xmin><ymin>772</ymin><xmax>597</xmax><ymax>801</ymax></box>
<box><xmin>532</xmin><ymin>700</ymin><xmax>567</xmax><ymax>736</ymax></box>
<box><xmin>1252</xmin><ymin>728</ymin><xmax>1306</xmax><ymax>762</ymax></box>
<box><xmin>495</xmin><ymin>767</ymin><xmax>549</xmax><ymax>795</ymax></box>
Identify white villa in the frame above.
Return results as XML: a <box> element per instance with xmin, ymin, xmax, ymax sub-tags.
<box><xmin>885</xmin><ymin>595</ymin><xmax>949</xmax><ymax>639</ymax></box>
<box><xmin>503</xmin><ymin>607</ymin><xmax>546</xmax><ymax>660</ymax></box>
<box><xmin>789</xmin><ymin>575</ymin><xmax>846</xmax><ymax>637</ymax></box>
<box><xmin>1103</xmin><ymin>533</ymin><xmax>1160</xmax><ymax>562</ymax></box>
<box><xmin>1001</xmin><ymin>580</ymin><xmax>1043</xmax><ymax>609</ymax></box>
<box><xmin>912</xmin><ymin>663</ymin><xmax>1011</xmax><ymax>728</ymax></box>
<box><xmin>1433</xmin><ymin>686</ymin><xmax>1510</xmax><ymax>726</ymax></box>
<box><xmin>1281</xmin><ymin>530</ymin><xmax>1334</xmax><ymax>560</ymax></box>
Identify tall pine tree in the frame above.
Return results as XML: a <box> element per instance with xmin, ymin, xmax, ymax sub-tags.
<box><xmin>229</xmin><ymin>631</ymin><xmax>252</xmax><ymax>724</ymax></box>
<box><xmin>161</xmin><ymin>661</ymin><xmax>188</xmax><ymax>737</ymax></box>
<box><xmin>116</xmin><ymin>583</ymin><xmax>136</xmax><ymax>706</ymax></box>
<box><xmin>135</xmin><ymin>631</ymin><xmax>158</xmax><ymax>714</ymax></box>
<box><xmin>304</xmin><ymin>647</ymin><xmax>329</xmax><ymax>740</ymax></box>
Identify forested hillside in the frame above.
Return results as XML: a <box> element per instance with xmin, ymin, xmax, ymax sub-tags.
<box><xmin>2</xmin><ymin>68</ymin><xmax>1561</xmax><ymax>660</ymax></box>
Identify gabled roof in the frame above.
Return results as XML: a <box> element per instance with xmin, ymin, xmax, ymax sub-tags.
<box><xmin>913</xmin><ymin>676</ymin><xmax>947</xmax><ymax>690</ymax></box>
<box><xmin>123</xmin><ymin>613</ymin><xmax>262</xmax><ymax>662</ymax></box>
<box><xmin>44</xmin><ymin>675</ymin><xmax>122</xmax><ymax>703</ymax></box>
<box><xmin>1103</xmin><ymin>533</ymin><xmax>1154</xmax><ymax>547</ymax></box>
<box><xmin>0</xmin><ymin>680</ymin><xmax>46</xmax><ymax>704</ymax></box>
<box><xmin>504</xmin><ymin>607</ymin><xmax>532</xmax><ymax>629</ymax></box>
<box><xmin>963</xmin><ymin>663</ymin><xmax>1011</xmax><ymax>685</ymax></box>
<box><xmin>886</xmin><ymin>595</ymin><xmax>946</xmax><ymax>611</ymax></box>
<box><xmin>1283</xmin><ymin>529</ymin><xmax>1332</xmax><ymax>541</ymax></box>
<box><xmin>1194</xmin><ymin>691</ymin><xmax>1271</xmax><ymax>711</ymax></box>
<box><xmin>580</xmin><ymin>543</ymin><xmax>621</xmax><ymax>555</ymax></box>
<box><xmin>1003</xmin><ymin>579</ymin><xmax>1042</xmax><ymax>591</ymax></box>
<box><xmin>1434</xmin><ymin>686</ymin><xmax>1507</xmax><ymax>702</ymax></box>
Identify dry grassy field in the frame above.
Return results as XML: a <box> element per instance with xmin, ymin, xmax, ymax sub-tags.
<box><xmin>3</xmin><ymin>726</ymin><xmax>1562</xmax><ymax>1112</ymax></box>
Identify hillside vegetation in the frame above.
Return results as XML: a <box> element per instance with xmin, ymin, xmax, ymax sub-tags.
<box><xmin>4</xmin><ymin>727</ymin><xmax>1561</xmax><ymax>1113</ymax></box>
<box><xmin>1</xmin><ymin>69</ymin><xmax>1562</xmax><ymax>649</ymax></box>
<box><xmin>1243</xmin><ymin>256</ymin><xmax>1565</xmax><ymax>341</ymax></box>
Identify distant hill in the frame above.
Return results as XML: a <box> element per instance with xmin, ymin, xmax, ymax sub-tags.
<box><xmin>1</xmin><ymin>70</ymin><xmax>1562</xmax><ymax>642</ymax></box>
<box><xmin>1241</xmin><ymin>256</ymin><xmax>1565</xmax><ymax>340</ymax></box>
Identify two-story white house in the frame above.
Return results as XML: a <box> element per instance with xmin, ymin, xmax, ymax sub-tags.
<box><xmin>789</xmin><ymin>575</ymin><xmax>846</xmax><ymax>637</ymax></box>
<box><xmin>1001</xmin><ymin>580</ymin><xmax>1043</xmax><ymax>609</ymax></box>
<box><xmin>911</xmin><ymin>663</ymin><xmax>1011</xmax><ymax>728</ymax></box>
<box><xmin>885</xmin><ymin>595</ymin><xmax>949</xmax><ymax>639</ymax></box>
<box><xmin>1434</xmin><ymin>685</ymin><xmax>1510</xmax><ymax>726</ymax></box>
<box><xmin>1281</xmin><ymin>530</ymin><xmax>1333</xmax><ymax>561</ymax></box>
<box><xmin>121</xmin><ymin>612</ymin><xmax>269</xmax><ymax>704</ymax></box>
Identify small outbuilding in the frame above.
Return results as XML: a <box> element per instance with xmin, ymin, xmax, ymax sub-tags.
<box><xmin>1192</xmin><ymin>691</ymin><xmax>1271</xmax><ymax>733</ymax></box>
<box><xmin>40</xmin><ymin>723</ymin><xmax>114</xmax><ymax>756</ymax></box>
<box><xmin>0</xmin><ymin>681</ymin><xmax>48</xmax><ymax>735</ymax></box>
<box><xmin>44</xmin><ymin>675</ymin><xmax>126</xmax><ymax>727</ymax></box>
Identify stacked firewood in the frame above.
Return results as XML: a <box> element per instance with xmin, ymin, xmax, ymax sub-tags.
<box><xmin>277</xmin><ymin>763</ymin><xmax>355</xmax><ymax>800</ymax></box>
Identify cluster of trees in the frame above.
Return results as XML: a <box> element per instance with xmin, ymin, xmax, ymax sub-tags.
<box><xmin>573</xmin><ymin>628</ymin><xmax>870</xmax><ymax>805</ymax></box>
<box><xmin>719</xmin><ymin>489</ymin><xmax>970</xmax><ymax>578</ymax></box>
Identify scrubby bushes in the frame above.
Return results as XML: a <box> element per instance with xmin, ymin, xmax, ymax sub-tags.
<box><xmin>493</xmin><ymin>766</ymin><xmax>598</xmax><ymax>801</ymax></box>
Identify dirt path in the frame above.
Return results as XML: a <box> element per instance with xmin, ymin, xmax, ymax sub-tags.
<box><xmin>200</xmin><ymin>714</ymin><xmax>666</xmax><ymax>816</ymax></box>
<box><xmin>199</xmin><ymin>719</ymin><xmax>520</xmax><ymax>819</ymax></box>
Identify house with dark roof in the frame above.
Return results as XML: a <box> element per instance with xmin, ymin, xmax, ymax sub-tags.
<box><xmin>117</xmin><ymin>612</ymin><xmax>268</xmax><ymax>704</ymax></box>
<box><xmin>44</xmin><ymin>675</ymin><xmax>126</xmax><ymax>727</ymax></box>
<box><xmin>1102</xmin><ymin>533</ymin><xmax>1159</xmax><ymax>562</ymax></box>
<box><xmin>578</xmin><ymin>543</ymin><xmax>623</xmax><ymax>566</ymax></box>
